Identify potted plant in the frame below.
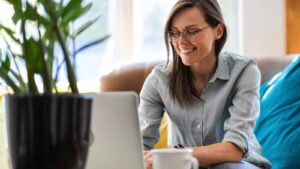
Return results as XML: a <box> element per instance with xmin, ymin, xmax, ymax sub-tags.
<box><xmin>0</xmin><ymin>0</ymin><xmax>108</xmax><ymax>168</ymax></box>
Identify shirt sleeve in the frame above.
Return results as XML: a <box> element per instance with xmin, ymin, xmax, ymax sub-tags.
<box><xmin>222</xmin><ymin>62</ymin><xmax>261</xmax><ymax>156</ymax></box>
<box><xmin>138</xmin><ymin>69</ymin><xmax>165</xmax><ymax>150</ymax></box>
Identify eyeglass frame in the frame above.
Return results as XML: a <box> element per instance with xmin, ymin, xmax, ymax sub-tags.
<box><xmin>168</xmin><ymin>25</ymin><xmax>210</xmax><ymax>43</ymax></box>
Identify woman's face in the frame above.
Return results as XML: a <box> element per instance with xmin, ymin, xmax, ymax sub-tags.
<box><xmin>170</xmin><ymin>7</ymin><xmax>223</xmax><ymax>66</ymax></box>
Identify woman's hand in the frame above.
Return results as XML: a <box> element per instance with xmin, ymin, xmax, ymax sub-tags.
<box><xmin>144</xmin><ymin>151</ymin><xmax>153</xmax><ymax>169</ymax></box>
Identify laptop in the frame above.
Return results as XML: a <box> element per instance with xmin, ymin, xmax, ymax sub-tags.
<box><xmin>85</xmin><ymin>92</ymin><xmax>145</xmax><ymax>169</ymax></box>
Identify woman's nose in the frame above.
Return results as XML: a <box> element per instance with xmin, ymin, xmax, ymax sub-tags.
<box><xmin>177</xmin><ymin>33</ymin><xmax>189</xmax><ymax>44</ymax></box>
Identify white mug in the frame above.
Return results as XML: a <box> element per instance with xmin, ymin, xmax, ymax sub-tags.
<box><xmin>150</xmin><ymin>148</ymin><xmax>198</xmax><ymax>169</ymax></box>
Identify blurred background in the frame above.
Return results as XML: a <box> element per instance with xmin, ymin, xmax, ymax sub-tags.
<box><xmin>0</xmin><ymin>0</ymin><xmax>300</xmax><ymax>167</ymax></box>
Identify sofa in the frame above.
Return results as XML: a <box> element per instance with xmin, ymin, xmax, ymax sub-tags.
<box><xmin>100</xmin><ymin>56</ymin><xmax>295</xmax><ymax>93</ymax></box>
<box><xmin>99</xmin><ymin>54</ymin><xmax>299</xmax><ymax>169</ymax></box>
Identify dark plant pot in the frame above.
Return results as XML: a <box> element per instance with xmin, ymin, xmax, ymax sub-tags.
<box><xmin>5</xmin><ymin>94</ymin><xmax>92</xmax><ymax>169</ymax></box>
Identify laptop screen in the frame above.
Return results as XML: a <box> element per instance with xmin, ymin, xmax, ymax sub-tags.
<box><xmin>85</xmin><ymin>92</ymin><xmax>145</xmax><ymax>169</ymax></box>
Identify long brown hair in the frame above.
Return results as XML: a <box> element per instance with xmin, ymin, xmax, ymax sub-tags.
<box><xmin>164</xmin><ymin>0</ymin><xmax>227</xmax><ymax>107</ymax></box>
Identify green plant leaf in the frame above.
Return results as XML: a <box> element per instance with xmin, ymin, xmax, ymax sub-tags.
<box><xmin>44</xmin><ymin>27</ymin><xmax>57</xmax><ymax>42</ymax></box>
<box><xmin>0</xmin><ymin>50</ymin><xmax>24</xmax><ymax>93</ymax></box>
<box><xmin>3</xmin><ymin>52</ymin><xmax>11</xmax><ymax>72</ymax></box>
<box><xmin>0</xmin><ymin>24</ymin><xmax>14</xmax><ymax>35</ymax></box>
<box><xmin>75</xmin><ymin>35</ymin><xmax>110</xmax><ymax>55</ymax></box>
<box><xmin>61</xmin><ymin>0</ymin><xmax>83</xmax><ymax>18</ymax></box>
<box><xmin>0</xmin><ymin>25</ymin><xmax>16</xmax><ymax>41</ymax></box>
<box><xmin>0</xmin><ymin>51</ymin><xmax>23</xmax><ymax>92</ymax></box>
<box><xmin>7</xmin><ymin>0</ymin><xmax>23</xmax><ymax>24</ymax></box>
<box><xmin>62</xmin><ymin>3</ymin><xmax>92</xmax><ymax>27</ymax></box>
<box><xmin>12</xmin><ymin>12</ymin><xmax>22</xmax><ymax>24</ymax></box>
<box><xmin>1</xmin><ymin>0</ymin><xmax>104</xmax><ymax>94</ymax></box>
<box><xmin>0</xmin><ymin>24</ymin><xmax>20</xmax><ymax>43</ymax></box>
<box><xmin>5</xmin><ymin>0</ymin><xmax>22</xmax><ymax>10</ymax></box>
<box><xmin>42</xmin><ymin>0</ymin><xmax>57</xmax><ymax>20</ymax></box>
<box><xmin>37</xmin><ymin>0</ymin><xmax>45</xmax><ymax>3</ymax></box>
<box><xmin>0</xmin><ymin>51</ymin><xmax>11</xmax><ymax>73</ymax></box>
<box><xmin>5</xmin><ymin>0</ymin><xmax>22</xmax><ymax>23</ymax></box>
<box><xmin>73</xmin><ymin>16</ymin><xmax>100</xmax><ymax>37</ymax></box>
<box><xmin>11</xmin><ymin>70</ymin><xmax>27</xmax><ymax>92</ymax></box>
<box><xmin>45</xmin><ymin>41</ymin><xmax>54</xmax><ymax>73</ymax></box>
<box><xmin>23</xmin><ymin>2</ymin><xmax>39</xmax><ymax>21</ymax></box>
<box><xmin>26</xmin><ymin>38</ymin><xmax>42</xmax><ymax>74</ymax></box>
<box><xmin>0</xmin><ymin>69</ymin><xmax>22</xmax><ymax>93</ymax></box>
<box><xmin>21</xmin><ymin>20</ymin><xmax>38</xmax><ymax>93</ymax></box>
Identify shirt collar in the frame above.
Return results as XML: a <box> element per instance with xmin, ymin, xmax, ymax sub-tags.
<box><xmin>209</xmin><ymin>52</ymin><xmax>230</xmax><ymax>83</ymax></box>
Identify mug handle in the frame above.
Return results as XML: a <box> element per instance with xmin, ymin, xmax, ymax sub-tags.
<box><xmin>187</xmin><ymin>157</ymin><xmax>199</xmax><ymax>169</ymax></box>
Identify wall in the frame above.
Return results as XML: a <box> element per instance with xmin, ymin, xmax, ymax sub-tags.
<box><xmin>218</xmin><ymin>0</ymin><xmax>243</xmax><ymax>54</ymax></box>
<box><xmin>107</xmin><ymin>0</ymin><xmax>134</xmax><ymax>61</ymax></box>
<box><xmin>105</xmin><ymin>0</ymin><xmax>287</xmax><ymax>60</ymax></box>
<box><xmin>242</xmin><ymin>0</ymin><xmax>285</xmax><ymax>57</ymax></box>
<box><xmin>286</xmin><ymin>0</ymin><xmax>300</xmax><ymax>54</ymax></box>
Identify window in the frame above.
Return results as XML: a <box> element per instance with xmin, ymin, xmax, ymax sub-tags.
<box><xmin>133</xmin><ymin>0</ymin><xmax>177</xmax><ymax>60</ymax></box>
<box><xmin>57</xmin><ymin>0</ymin><xmax>109</xmax><ymax>84</ymax></box>
<box><xmin>72</xmin><ymin>0</ymin><xmax>109</xmax><ymax>83</ymax></box>
<box><xmin>0</xmin><ymin>0</ymin><xmax>109</xmax><ymax>90</ymax></box>
<box><xmin>217</xmin><ymin>0</ymin><xmax>243</xmax><ymax>54</ymax></box>
<box><xmin>108</xmin><ymin>0</ymin><xmax>242</xmax><ymax>63</ymax></box>
<box><xmin>0</xmin><ymin>1</ymin><xmax>14</xmax><ymax>45</ymax></box>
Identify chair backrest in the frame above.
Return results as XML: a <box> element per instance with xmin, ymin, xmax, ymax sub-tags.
<box><xmin>255</xmin><ymin>55</ymin><xmax>296</xmax><ymax>83</ymax></box>
<box><xmin>100</xmin><ymin>55</ymin><xmax>296</xmax><ymax>93</ymax></box>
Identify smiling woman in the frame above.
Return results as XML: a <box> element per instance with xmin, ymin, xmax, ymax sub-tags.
<box><xmin>139</xmin><ymin>1</ymin><xmax>271</xmax><ymax>169</ymax></box>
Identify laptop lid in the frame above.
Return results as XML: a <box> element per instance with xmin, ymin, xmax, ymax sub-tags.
<box><xmin>85</xmin><ymin>92</ymin><xmax>145</xmax><ymax>169</ymax></box>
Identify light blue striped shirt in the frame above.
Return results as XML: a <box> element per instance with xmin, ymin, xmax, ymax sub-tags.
<box><xmin>138</xmin><ymin>52</ymin><xmax>271</xmax><ymax>168</ymax></box>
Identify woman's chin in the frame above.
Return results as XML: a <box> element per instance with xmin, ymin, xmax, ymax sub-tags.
<box><xmin>180</xmin><ymin>55</ymin><xmax>195</xmax><ymax>66</ymax></box>
<box><xmin>181</xmin><ymin>59</ymin><xmax>193</xmax><ymax>66</ymax></box>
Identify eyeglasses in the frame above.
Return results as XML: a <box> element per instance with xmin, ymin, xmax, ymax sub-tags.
<box><xmin>168</xmin><ymin>26</ymin><xmax>210</xmax><ymax>43</ymax></box>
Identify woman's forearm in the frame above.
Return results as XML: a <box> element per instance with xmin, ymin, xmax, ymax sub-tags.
<box><xmin>192</xmin><ymin>142</ymin><xmax>243</xmax><ymax>167</ymax></box>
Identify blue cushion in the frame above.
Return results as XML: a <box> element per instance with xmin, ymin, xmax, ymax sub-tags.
<box><xmin>254</xmin><ymin>56</ymin><xmax>300</xmax><ymax>169</ymax></box>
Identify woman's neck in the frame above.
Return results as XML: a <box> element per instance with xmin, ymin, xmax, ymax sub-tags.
<box><xmin>191</xmin><ymin>53</ymin><xmax>217</xmax><ymax>84</ymax></box>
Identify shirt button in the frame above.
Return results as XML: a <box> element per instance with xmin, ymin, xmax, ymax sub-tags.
<box><xmin>197</xmin><ymin>124</ymin><xmax>201</xmax><ymax>128</ymax></box>
<box><xmin>142</xmin><ymin>119</ymin><xmax>149</xmax><ymax>125</ymax></box>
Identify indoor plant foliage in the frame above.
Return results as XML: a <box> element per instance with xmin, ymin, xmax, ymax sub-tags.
<box><xmin>0</xmin><ymin>0</ymin><xmax>108</xmax><ymax>94</ymax></box>
<box><xmin>0</xmin><ymin>0</ymin><xmax>107</xmax><ymax>168</ymax></box>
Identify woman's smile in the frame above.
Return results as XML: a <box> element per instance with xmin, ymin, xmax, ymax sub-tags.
<box><xmin>181</xmin><ymin>47</ymin><xmax>197</xmax><ymax>55</ymax></box>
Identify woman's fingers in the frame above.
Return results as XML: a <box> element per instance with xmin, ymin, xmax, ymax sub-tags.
<box><xmin>143</xmin><ymin>151</ymin><xmax>153</xmax><ymax>169</ymax></box>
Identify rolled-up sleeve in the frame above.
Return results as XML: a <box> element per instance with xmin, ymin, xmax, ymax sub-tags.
<box><xmin>222</xmin><ymin>62</ymin><xmax>261</xmax><ymax>156</ymax></box>
<box><xmin>138</xmin><ymin>69</ymin><xmax>165</xmax><ymax>150</ymax></box>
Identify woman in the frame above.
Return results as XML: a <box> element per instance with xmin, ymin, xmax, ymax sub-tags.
<box><xmin>139</xmin><ymin>0</ymin><xmax>271</xmax><ymax>169</ymax></box>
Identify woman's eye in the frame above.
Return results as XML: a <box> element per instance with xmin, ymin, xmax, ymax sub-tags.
<box><xmin>171</xmin><ymin>32</ymin><xmax>180</xmax><ymax>37</ymax></box>
<box><xmin>187</xmin><ymin>30</ymin><xmax>199</xmax><ymax>35</ymax></box>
